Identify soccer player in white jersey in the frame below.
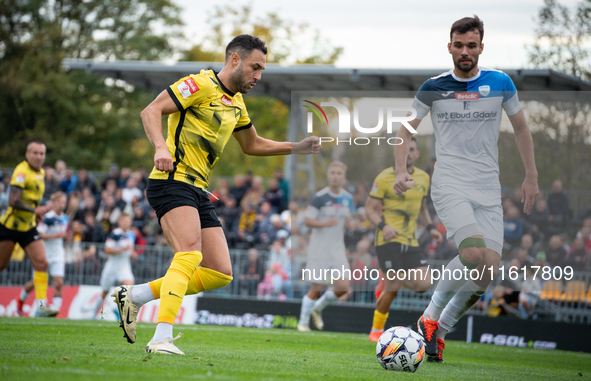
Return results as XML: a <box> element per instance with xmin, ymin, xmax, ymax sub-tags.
<box><xmin>96</xmin><ymin>213</ymin><xmax>136</xmax><ymax>316</ymax></box>
<box><xmin>17</xmin><ymin>191</ymin><xmax>68</xmax><ymax>316</ymax></box>
<box><xmin>393</xmin><ymin>15</ymin><xmax>538</xmax><ymax>362</ymax></box>
<box><xmin>298</xmin><ymin>161</ymin><xmax>352</xmax><ymax>332</ymax></box>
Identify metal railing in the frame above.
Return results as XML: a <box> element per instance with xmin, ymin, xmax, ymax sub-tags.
<box><xmin>2</xmin><ymin>242</ymin><xmax>590</xmax><ymax>324</ymax></box>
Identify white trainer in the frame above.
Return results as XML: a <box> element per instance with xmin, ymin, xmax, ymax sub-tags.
<box><xmin>297</xmin><ymin>323</ymin><xmax>311</xmax><ymax>332</ymax></box>
<box><xmin>112</xmin><ymin>285</ymin><xmax>141</xmax><ymax>344</ymax></box>
<box><xmin>145</xmin><ymin>333</ymin><xmax>185</xmax><ymax>355</ymax></box>
<box><xmin>310</xmin><ymin>309</ymin><xmax>324</xmax><ymax>331</ymax></box>
<box><xmin>36</xmin><ymin>304</ymin><xmax>59</xmax><ymax>317</ymax></box>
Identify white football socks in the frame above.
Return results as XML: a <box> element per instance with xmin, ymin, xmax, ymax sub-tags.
<box><xmin>312</xmin><ymin>290</ymin><xmax>338</xmax><ymax>312</ymax></box>
<box><xmin>152</xmin><ymin>322</ymin><xmax>173</xmax><ymax>342</ymax></box>
<box><xmin>299</xmin><ymin>295</ymin><xmax>316</xmax><ymax>325</ymax></box>
<box><xmin>423</xmin><ymin>255</ymin><xmax>475</xmax><ymax>321</ymax></box>
<box><xmin>52</xmin><ymin>297</ymin><xmax>63</xmax><ymax>309</ymax></box>
<box><xmin>438</xmin><ymin>280</ymin><xmax>484</xmax><ymax>337</ymax></box>
<box><xmin>130</xmin><ymin>283</ymin><xmax>155</xmax><ymax>305</ymax></box>
<box><xmin>20</xmin><ymin>289</ymin><xmax>29</xmax><ymax>302</ymax></box>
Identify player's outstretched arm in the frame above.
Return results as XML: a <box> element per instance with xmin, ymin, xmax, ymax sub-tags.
<box><xmin>233</xmin><ymin>126</ymin><xmax>320</xmax><ymax>156</ymax></box>
<box><xmin>393</xmin><ymin>118</ymin><xmax>421</xmax><ymax>195</ymax></box>
<box><xmin>140</xmin><ymin>90</ymin><xmax>180</xmax><ymax>172</ymax></box>
<box><xmin>508</xmin><ymin>110</ymin><xmax>539</xmax><ymax>215</ymax></box>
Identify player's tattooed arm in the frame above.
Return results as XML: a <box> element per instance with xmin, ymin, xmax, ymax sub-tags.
<box><xmin>8</xmin><ymin>187</ymin><xmax>35</xmax><ymax>213</ymax></box>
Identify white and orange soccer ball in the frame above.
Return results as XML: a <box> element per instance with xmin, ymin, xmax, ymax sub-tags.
<box><xmin>376</xmin><ymin>326</ymin><xmax>425</xmax><ymax>372</ymax></box>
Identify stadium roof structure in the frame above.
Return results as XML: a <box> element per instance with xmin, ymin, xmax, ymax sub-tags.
<box><xmin>63</xmin><ymin>59</ymin><xmax>591</xmax><ymax>104</ymax></box>
<box><xmin>63</xmin><ymin>59</ymin><xmax>591</xmax><ymax>190</ymax></box>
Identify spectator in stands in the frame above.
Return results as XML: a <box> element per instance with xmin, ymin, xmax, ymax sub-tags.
<box><xmin>43</xmin><ymin>167</ymin><xmax>61</xmax><ymax>202</ymax></box>
<box><xmin>101</xmin><ymin>164</ymin><xmax>120</xmax><ymax>190</ymax></box>
<box><xmin>118</xmin><ymin>167</ymin><xmax>132</xmax><ymax>188</ymax></box>
<box><xmin>217</xmin><ymin>196</ymin><xmax>241</xmax><ymax>233</ymax></box>
<box><xmin>238</xmin><ymin>247</ymin><xmax>265</xmax><ymax>296</ymax></box>
<box><xmin>121</xmin><ymin>177</ymin><xmax>143</xmax><ymax>205</ymax></box>
<box><xmin>60</xmin><ymin>168</ymin><xmax>78</xmax><ymax>194</ymax></box>
<box><xmin>241</xmin><ymin>176</ymin><xmax>264</xmax><ymax>209</ymax></box>
<box><xmin>352</xmin><ymin>182</ymin><xmax>369</xmax><ymax>213</ymax></box>
<box><xmin>515</xmin><ymin>247</ymin><xmax>534</xmax><ymax>268</ymax></box>
<box><xmin>132</xmin><ymin>205</ymin><xmax>147</xmax><ymax>231</ymax></box>
<box><xmin>534</xmin><ymin>251</ymin><xmax>549</xmax><ymax>268</ymax></box>
<box><xmin>504</xmin><ymin>205</ymin><xmax>524</xmax><ymax>249</ymax></box>
<box><xmin>82</xmin><ymin>211</ymin><xmax>106</xmax><ymax>243</ymax></box>
<box><xmin>563</xmin><ymin>237</ymin><xmax>588</xmax><ymax>271</ymax></box>
<box><xmin>518</xmin><ymin>266</ymin><xmax>542</xmax><ymax>319</ymax></box>
<box><xmin>75</xmin><ymin>195</ymin><xmax>97</xmax><ymax>222</ymax></box>
<box><xmin>547</xmin><ymin>180</ymin><xmax>571</xmax><ymax>235</ymax></box>
<box><xmin>1</xmin><ymin>173</ymin><xmax>10</xmax><ymax>197</ymax></box>
<box><xmin>103</xmin><ymin>178</ymin><xmax>118</xmax><ymax>197</ymax></box>
<box><xmin>515</xmin><ymin>233</ymin><xmax>538</xmax><ymax>259</ymax></box>
<box><xmin>263</xmin><ymin>178</ymin><xmax>285</xmax><ymax>213</ymax></box>
<box><xmin>65</xmin><ymin>192</ymin><xmax>80</xmax><ymax>222</ymax></box>
<box><xmin>75</xmin><ymin>168</ymin><xmax>98</xmax><ymax>195</ymax></box>
<box><xmin>55</xmin><ymin>159</ymin><xmax>67</xmax><ymax>181</ymax></box>
<box><xmin>236</xmin><ymin>202</ymin><xmax>258</xmax><ymax>246</ymax></box>
<box><xmin>230</xmin><ymin>174</ymin><xmax>249</xmax><ymax>206</ymax></box>
<box><xmin>256</xmin><ymin>201</ymin><xmax>277</xmax><ymax>245</ymax></box>
<box><xmin>576</xmin><ymin>225</ymin><xmax>591</xmax><ymax>252</ymax></box>
<box><xmin>274</xmin><ymin>168</ymin><xmax>290</xmax><ymax>209</ymax></box>
<box><xmin>0</xmin><ymin>183</ymin><xmax>7</xmax><ymax>215</ymax></box>
<box><xmin>545</xmin><ymin>234</ymin><xmax>567</xmax><ymax>268</ymax></box>
<box><xmin>97</xmin><ymin>194</ymin><xmax>124</xmax><ymax>227</ymax></box>
<box><xmin>527</xmin><ymin>198</ymin><xmax>550</xmax><ymax>240</ymax></box>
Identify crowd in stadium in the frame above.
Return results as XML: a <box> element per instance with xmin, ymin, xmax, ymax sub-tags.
<box><xmin>1</xmin><ymin>161</ymin><xmax>590</xmax><ymax>310</ymax></box>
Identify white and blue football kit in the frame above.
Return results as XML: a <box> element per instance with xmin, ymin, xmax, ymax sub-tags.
<box><xmin>411</xmin><ymin>68</ymin><xmax>522</xmax><ymax>254</ymax></box>
<box><xmin>304</xmin><ymin>187</ymin><xmax>353</xmax><ymax>279</ymax></box>
<box><xmin>36</xmin><ymin>210</ymin><xmax>69</xmax><ymax>278</ymax></box>
<box><xmin>100</xmin><ymin>228</ymin><xmax>136</xmax><ymax>291</ymax></box>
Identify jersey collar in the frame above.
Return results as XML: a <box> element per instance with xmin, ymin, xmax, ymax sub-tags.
<box><xmin>451</xmin><ymin>67</ymin><xmax>481</xmax><ymax>82</ymax></box>
<box><xmin>213</xmin><ymin>71</ymin><xmax>236</xmax><ymax>97</ymax></box>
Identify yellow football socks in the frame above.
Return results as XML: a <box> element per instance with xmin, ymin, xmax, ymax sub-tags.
<box><xmin>157</xmin><ymin>251</ymin><xmax>202</xmax><ymax>324</ymax></box>
<box><xmin>33</xmin><ymin>271</ymin><xmax>48</xmax><ymax>301</ymax></box>
<box><xmin>193</xmin><ymin>267</ymin><xmax>233</xmax><ymax>292</ymax></box>
<box><xmin>149</xmin><ymin>266</ymin><xmax>233</xmax><ymax>299</ymax></box>
<box><xmin>372</xmin><ymin>310</ymin><xmax>389</xmax><ymax>331</ymax></box>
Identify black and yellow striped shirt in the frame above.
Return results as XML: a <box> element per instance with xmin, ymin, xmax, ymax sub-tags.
<box><xmin>370</xmin><ymin>166</ymin><xmax>430</xmax><ymax>247</ymax></box>
<box><xmin>0</xmin><ymin>161</ymin><xmax>45</xmax><ymax>232</ymax></box>
<box><xmin>149</xmin><ymin>70</ymin><xmax>252</xmax><ymax>189</ymax></box>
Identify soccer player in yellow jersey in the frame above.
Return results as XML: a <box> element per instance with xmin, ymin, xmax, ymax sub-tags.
<box><xmin>365</xmin><ymin>137</ymin><xmax>442</xmax><ymax>342</ymax></box>
<box><xmin>112</xmin><ymin>34</ymin><xmax>320</xmax><ymax>355</ymax></box>
<box><xmin>0</xmin><ymin>140</ymin><xmax>58</xmax><ymax>317</ymax></box>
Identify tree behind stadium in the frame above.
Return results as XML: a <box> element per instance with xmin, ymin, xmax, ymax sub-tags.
<box><xmin>0</xmin><ymin>0</ymin><xmax>183</xmax><ymax>170</ymax></box>
<box><xmin>498</xmin><ymin>0</ymin><xmax>591</xmax><ymax>194</ymax></box>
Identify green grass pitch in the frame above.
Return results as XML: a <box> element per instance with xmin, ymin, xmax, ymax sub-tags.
<box><xmin>1</xmin><ymin>317</ymin><xmax>589</xmax><ymax>380</ymax></box>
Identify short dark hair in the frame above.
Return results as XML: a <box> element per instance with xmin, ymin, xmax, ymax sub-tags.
<box><xmin>26</xmin><ymin>139</ymin><xmax>45</xmax><ymax>150</ymax></box>
<box><xmin>225</xmin><ymin>34</ymin><xmax>267</xmax><ymax>62</ymax></box>
<box><xmin>450</xmin><ymin>15</ymin><xmax>484</xmax><ymax>43</ymax></box>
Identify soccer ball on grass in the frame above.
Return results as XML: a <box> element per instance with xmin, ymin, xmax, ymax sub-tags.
<box><xmin>375</xmin><ymin>326</ymin><xmax>425</xmax><ymax>372</ymax></box>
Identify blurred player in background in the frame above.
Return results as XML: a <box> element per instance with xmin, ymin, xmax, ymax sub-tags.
<box><xmin>394</xmin><ymin>16</ymin><xmax>538</xmax><ymax>362</ymax></box>
<box><xmin>365</xmin><ymin>137</ymin><xmax>442</xmax><ymax>342</ymax></box>
<box><xmin>17</xmin><ymin>191</ymin><xmax>69</xmax><ymax>316</ymax></box>
<box><xmin>112</xmin><ymin>34</ymin><xmax>320</xmax><ymax>355</ymax></box>
<box><xmin>298</xmin><ymin>161</ymin><xmax>352</xmax><ymax>332</ymax></box>
<box><xmin>0</xmin><ymin>140</ymin><xmax>58</xmax><ymax>317</ymax></box>
<box><xmin>95</xmin><ymin>213</ymin><xmax>136</xmax><ymax>316</ymax></box>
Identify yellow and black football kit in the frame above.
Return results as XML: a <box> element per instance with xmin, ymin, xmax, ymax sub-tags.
<box><xmin>142</xmin><ymin>70</ymin><xmax>244</xmax><ymax>327</ymax></box>
<box><xmin>149</xmin><ymin>69</ymin><xmax>252</xmax><ymax>189</ymax></box>
<box><xmin>370</xmin><ymin>166</ymin><xmax>430</xmax><ymax>272</ymax></box>
<box><xmin>0</xmin><ymin>160</ymin><xmax>45</xmax><ymax>248</ymax></box>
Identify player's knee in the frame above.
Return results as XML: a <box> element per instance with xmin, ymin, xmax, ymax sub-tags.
<box><xmin>33</xmin><ymin>258</ymin><xmax>48</xmax><ymax>272</ymax></box>
<box><xmin>459</xmin><ymin>238</ymin><xmax>487</xmax><ymax>264</ymax></box>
